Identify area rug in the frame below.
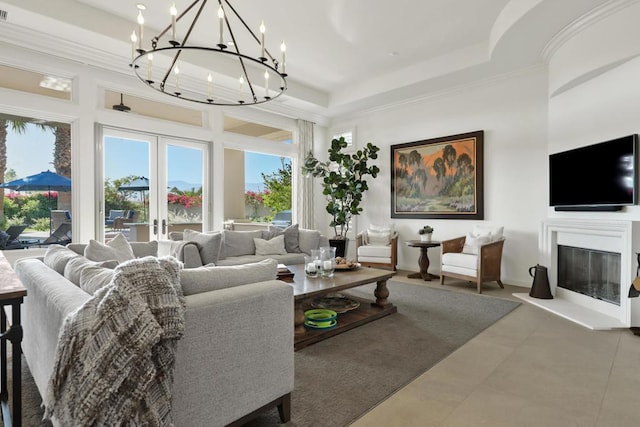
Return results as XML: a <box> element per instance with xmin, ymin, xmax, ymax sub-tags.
<box><xmin>9</xmin><ymin>281</ymin><xmax>519</xmax><ymax>427</ymax></box>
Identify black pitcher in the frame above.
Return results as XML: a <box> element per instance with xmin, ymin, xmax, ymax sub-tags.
<box><xmin>528</xmin><ymin>264</ymin><xmax>553</xmax><ymax>299</ymax></box>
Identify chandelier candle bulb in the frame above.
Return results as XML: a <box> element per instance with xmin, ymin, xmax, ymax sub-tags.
<box><xmin>170</xmin><ymin>2</ymin><xmax>177</xmax><ymax>41</ymax></box>
<box><xmin>147</xmin><ymin>53</ymin><xmax>153</xmax><ymax>81</ymax></box>
<box><xmin>218</xmin><ymin>6</ymin><xmax>224</xmax><ymax>46</ymax></box>
<box><xmin>280</xmin><ymin>41</ymin><xmax>286</xmax><ymax>74</ymax></box>
<box><xmin>137</xmin><ymin>10</ymin><xmax>144</xmax><ymax>49</ymax></box>
<box><xmin>130</xmin><ymin>31</ymin><xmax>137</xmax><ymax>61</ymax></box>
<box><xmin>260</xmin><ymin>20</ymin><xmax>266</xmax><ymax>59</ymax></box>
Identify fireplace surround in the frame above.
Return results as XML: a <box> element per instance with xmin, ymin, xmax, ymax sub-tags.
<box><xmin>514</xmin><ymin>219</ymin><xmax>640</xmax><ymax>329</ymax></box>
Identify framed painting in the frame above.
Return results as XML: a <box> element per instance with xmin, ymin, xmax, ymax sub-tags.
<box><xmin>391</xmin><ymin>130</ymin><xmax>484</xmax><ymax>219</ymax></box>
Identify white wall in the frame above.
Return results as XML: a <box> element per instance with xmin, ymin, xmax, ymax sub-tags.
<box><xmin>328</xmin><ymin>68</ymin><xmax>549</xmax><ymax>286</ymax></box>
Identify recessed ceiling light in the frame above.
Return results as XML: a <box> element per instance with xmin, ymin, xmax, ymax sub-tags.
<box><xmin>136</xmin><ymin>3</ymin><xmax>146</xmax><ymax>11</ymax></box>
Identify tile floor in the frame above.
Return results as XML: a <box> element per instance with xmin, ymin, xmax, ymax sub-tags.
<box><xmin>352</xmin><ymin>271</ymin><xmax>640</xmax><ymax>427</ymax></box>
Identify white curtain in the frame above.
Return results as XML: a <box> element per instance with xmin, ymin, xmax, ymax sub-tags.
<box><xmin>297</xmin><ymin>119</ymin><xmax>314</xmax><ymax>229</ymax></box>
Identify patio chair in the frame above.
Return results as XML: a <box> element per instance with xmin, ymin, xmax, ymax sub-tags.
<box><xmin>24</xmin><ymin>223</ymin><xmax>72</xmax><ymax>248</ymax></box>
<box><xmin>113</xmin><ymin>210</ymin><xmax>138</xmax><ymax>231</ymax></box>
<box><xmin>0</xmin><ymin>225</ymin><xmax>28</xmax><ymax>250</ymax></box>
<box><xmin>105</xmin><ymin>209</ymin><xmax>125</xmax><ymax>228</ymax></box>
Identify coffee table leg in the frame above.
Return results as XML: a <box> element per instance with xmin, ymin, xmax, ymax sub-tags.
<box><xmin>294</xmin><ymin>302</ymin><xmax>306</xmax><ymax>334</ymax></box>
<box><xmin>373</xmin><ymin>279</ymin><xmax>391</xmax><ymax>308</ymax></box>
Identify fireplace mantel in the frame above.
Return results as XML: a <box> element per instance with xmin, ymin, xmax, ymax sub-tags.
<box><xmin>514</xmin><ymin>218</ymin><xmax>640</xmax><ymax>329</ymax></box>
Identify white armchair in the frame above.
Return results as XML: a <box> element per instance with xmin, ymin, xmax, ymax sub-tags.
<box><xmin>356</xmin><ymin>225</ymin><xmax>398</xmax><ymax>271</ymax></box>
<box><xmin>440</xmin><ymin>225</ymin><xmax>505</xmax><ymax>294</ymax></box>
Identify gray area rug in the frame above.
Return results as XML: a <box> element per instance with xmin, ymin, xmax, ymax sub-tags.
<box><xmin>10</xmin><ymin>281</ymin><xmax>519</xmax><ymax>427</ymax></box>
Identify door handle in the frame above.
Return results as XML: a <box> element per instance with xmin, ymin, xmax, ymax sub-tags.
<box><xmin>153</xmin><ymin>219</ymin><xmax>158</xmax><ymax>235</ymax></box>
<box><xmin>162</xmin><ymin>219</ymin><xmax>167</xmax><ymax>234</ymax></box>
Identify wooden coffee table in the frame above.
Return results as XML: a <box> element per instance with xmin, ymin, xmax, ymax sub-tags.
<box><xmin>285</xmin><ymin>264</ymin><xmax>396</xmax><ymax>351</ymax></box>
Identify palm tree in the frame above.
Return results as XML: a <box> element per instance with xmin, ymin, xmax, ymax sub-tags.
<box><xmin>0</xmin><ymin>118</ymin><xmax>28</xmax><ymax>223</ymax></box>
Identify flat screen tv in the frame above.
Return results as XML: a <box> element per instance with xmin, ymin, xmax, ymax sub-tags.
<box><xmin>549</xmin><ymin>134</ymin><xmax>638</xmax><ymax>211</ymax></box>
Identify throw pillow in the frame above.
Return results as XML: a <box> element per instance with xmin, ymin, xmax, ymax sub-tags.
<box><xmin>64</xmin><ymin>256</ymin><xmax>118</xmax><ymax>287</ymax></box>
<box><xmin>367</xmin><ymin>230</ymin><xmax>391</xmax><ymax>246</ymax></box>
<box><xmin>84</xmin><ymin>233</ymin><xmax>135</xmax><ymax>263</ymax></box>
<box><xmin>254</xmin><ymin>234</ymin><xmax>287</xmax><ymax>256</ymax></box>
<box><xmin>472</xmin><ymin>225</ymin><xmax>504</xmax><ymax>242</ymax></box>
<box><xmin>180</xmin><ymin>259</ymin><xmax>277</xmax><ymax>296</ymax></box>
<box><xmin>79</xmin><ymin>265</ymin><xmax>115</xmax><ymax>295</ymax></box>
<box><xmin>267</xmin><ymin>224</ymin><xmax>300</xmax><ymax>253</ymax></box>
<box><xmin>44</xmin><ymin>245</ymin><xmax>80</xmax><ymax>275</ymax></box>
<box><xmin>222</xmin><ymin>230</ymin><xmax>263</xmax><ymax>258</ymax></box>
<box><xmin>183</xmin><ymin>229</ymin><xmax>223</xmax><ymax>265</ymax></box>
<box><xmin>298</xmin><ymin>229</ymin><xmax>321</xmax><ymax>255</ymax></box>
<box><xmin>462</xmin><ymin>232</ymin><xmax>491</xmax><ymax>255</ymax></box>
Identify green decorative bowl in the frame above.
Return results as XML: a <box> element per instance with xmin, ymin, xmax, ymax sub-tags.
<box><xmin>304</xmin><ymin>309</ymin><xmax>337</xmax><ymax>326</ymax></box>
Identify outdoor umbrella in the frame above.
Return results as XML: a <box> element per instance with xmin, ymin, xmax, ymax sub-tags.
<box><xmin>0</xmin><ymin>170</ymin><xmax>72</xmax><ymax>233</ymax></box>
<box><xmin>117</xmin><ymin>176</ymin><xmax>149</xmax><ymax>221</ymax></box>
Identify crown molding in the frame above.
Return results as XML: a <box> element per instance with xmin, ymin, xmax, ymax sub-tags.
<box><xmin>541</xmin><ymin>0</ymin><xmax>639</xmax><ymax>62</ymax></box>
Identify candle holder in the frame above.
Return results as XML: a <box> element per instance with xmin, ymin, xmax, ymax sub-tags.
<box><xmin>320</xmin><ymin>246</ymin><xmax>336</xmax><ymax>278</ymax></box>
<box><xmin>304</xmin><ymin>255</ymin><xmax>318</xmax><ymax>278</ymax></box>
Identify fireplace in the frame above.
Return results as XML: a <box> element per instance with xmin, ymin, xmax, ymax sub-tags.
<box><xmin>514</xmin><ymin>219</ymin><xmax>640</xmax><ymax>329</ymax></box>
<box><xmin>557</xmin><ymin>245</ymin><xmax>621</xmax><ymax>306</ymax></box>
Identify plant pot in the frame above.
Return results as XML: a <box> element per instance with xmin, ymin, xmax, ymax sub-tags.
<box><xmin>420</xmin><ymin>233</ymin><xmax>432</xmax><ymax>242</ymax></box>
<box><xmin>329</xmin><ymin>238</ymin><xmax>348</xmax><ymax>258</ymax></box>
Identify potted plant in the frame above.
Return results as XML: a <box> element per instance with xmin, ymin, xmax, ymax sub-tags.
<box><xmin>418</xmin><ymin>225</ymin><xmax>434</xmax><ymax>242</ymax></box>
<box><xmin>302</xmin><ymin>136</ymin><xmax>380</xmax><ymax>257</ymax></box>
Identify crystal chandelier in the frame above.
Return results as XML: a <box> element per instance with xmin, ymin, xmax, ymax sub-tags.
<box><xmin>129</xmin><ymin>1</ymin><xmax>288</xmax><ymax>106</ymax></box>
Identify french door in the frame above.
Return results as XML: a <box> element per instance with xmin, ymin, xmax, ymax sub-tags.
<box><xmin>101</xmin><ymin>128</ymin><xmax>208</xmax><ymax>242</ymax></box>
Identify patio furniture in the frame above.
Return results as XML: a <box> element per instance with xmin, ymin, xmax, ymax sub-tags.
<box><xmin>0</xmin><ymin>225</ymin><xmax>27</xmax><ymax>250</ymax></box>
<box><xmin>105</xmin><ymin>210</ymin><xmax>125</xmax><ymax>228</ymax></box>
<box><xmin>113</xmin><ymin>210</ymin><xmax>137</xmax><ymax>230</ymax></box>
<box><xmin>50</xmin><ymin>210</ymin><xmax>71</xmax><ymax>233</ymax></box>
<box><xmin>23</xmin><ymin>223</ymin><xmax>72</xmax><ymax>247</ymax></box>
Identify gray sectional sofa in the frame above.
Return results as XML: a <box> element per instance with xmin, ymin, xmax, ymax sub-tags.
<box><xmin>170</xmin><ymin>224</ymin><xmax>330</xmax><ymax>267</ymax></box>
<box><xmin>14</xmin><ymin>238</ymin><xmax>294</xmax><ymax>426</ymax></box>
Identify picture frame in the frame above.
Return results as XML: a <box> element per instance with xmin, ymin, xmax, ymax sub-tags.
<box><xmin>390</xmin><ymin>130</ymin><xmax>484</xmax><ymax>220</ymax></box>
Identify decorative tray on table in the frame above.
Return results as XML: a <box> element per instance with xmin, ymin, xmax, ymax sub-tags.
<box><xmin>311</xmin><ymin>293</ymin><xmax>360</xmax><ymax>313</ymax></box>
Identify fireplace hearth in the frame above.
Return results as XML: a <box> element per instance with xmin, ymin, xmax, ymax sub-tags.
<box><xmin>514</xmin><ymin>219</ymin><xmax>640</xmax><ymax>330</ymax></box>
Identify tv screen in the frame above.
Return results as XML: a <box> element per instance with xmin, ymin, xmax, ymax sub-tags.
<box><xmin>549</xmin><ymin>134</ymin><xmax>638</xmax><ymax>209</ymax></box>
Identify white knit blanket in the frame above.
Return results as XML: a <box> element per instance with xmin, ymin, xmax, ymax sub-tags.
<box><xmin>45</xmin><ymin>256</ymin><xmax>186</xmax><ymax>426</ymax></box>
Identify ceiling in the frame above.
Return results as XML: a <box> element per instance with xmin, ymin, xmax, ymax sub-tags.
<box><xmin>0</xmin><ymin>0</ymin><xmax>614</xmax><ymax>120</ymax></box>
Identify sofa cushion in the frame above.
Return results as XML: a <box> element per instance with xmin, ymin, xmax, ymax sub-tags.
<box><xmin>472</xmin><ymin>225</ymin><xmax>504</xmax><ymax>242</ymax></box>
<box><xmin>442</xmin><ymin>252</ymin><xmax>478</xmax><ymax>270</ymax></box>
<box><xmin>180</xmin><ymin>259</ymin><xmax>277</xmax><ymax>296</ymax></box>
<box><xmin>80</xmin><ymin>265</ymin><xmax>115</xmax><ymax>295</ymax></box>
<box><xmin>169</xmin><ymin>231</ymin><xmax>184</xmax><ymax>241</ymax></box>
<box><xmin>44</xmin><ymin>245</ymin><xmax>80</xmax><ymax>275</ymax></box>
<box><xmin>298</xmin><ymin>229</ymin><xmax>321</xmax><ymax>255</ymax></box>
<box><xmin>85</xmin><ymin>233</ymin><xmax>135</xmax><ymax>263</ymax></box>
<box><xmin>265</xmin><ymin>224</ymin><xmax>301</xmax><ymax>253</ymax></box>
<box><xmin>358</xmin><ymin>245</ymin><xmax>391</xmax><ymax>258</ymax></box>
<box><xmin>215</xmin><ymin>253</ymin><xmax>306</xmax><ymax>266</ymax></box>
<box><xmin>184</xmin><ymin>229</ymin><xmax>223</xmax><ymax>265</ymax></box>
<box><xmin>462</xmin><ymin>233</ymin><xmax>491</xmax><ymax>255</ymax></box>
<box><xmin>64</xmin><ymin>256</ymin><xmax>118</xmax><ymax>286</ymax></box>
<box><xmin>254</xmin><ymin>235</ymin><xmax>287</xmax><ymax>256</ymax></box>
<box><xmin>367</xmin><ymin>230</ymin><xmax>391</xmax><ymax>246</ymax></box>
<box><xmin>222</xmin><ymin>230</ymin><xmax>263</xmax><ymax>258</ymax></box>
<box><xmin>130</xmin><ymin>240</ymin><xmax>159</xmax><ymax>258</ymax></box>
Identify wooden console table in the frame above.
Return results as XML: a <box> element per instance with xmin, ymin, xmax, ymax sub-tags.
<box><xmin>0</xmin><ymin>252</ymin><xmax>27</xmax><ymax>427</ymax></box>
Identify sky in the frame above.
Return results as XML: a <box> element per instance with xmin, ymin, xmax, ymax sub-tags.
<box><xmin>5</xmin><ymin>126</ymin><xmax>290</xmax><ymax>191</ymax></box>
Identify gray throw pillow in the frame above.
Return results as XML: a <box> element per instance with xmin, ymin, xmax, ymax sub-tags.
<box><xmin>79</xmin><ymin>265</ymin><xmax>115</xmax><ymax>295</ymax></box>
<box><xmin>84</xmin><ymin>233</ymin><xmax>135</xmax><ymax>263</ymax></box>
<box><xmin>222</xmin><ymin>230</ymin><xmax>263</xmax><ymax>257</ymax></box>
<box><xmin>184</xmin><ymin>229</ymin><xmax>223</xmax><ymax>265</ymax></box>
<box><xmin>254</xmin><ymin>234</ymin><xmax>287</xmax><ymax>256</ymax></box>
<box><xmin>169</xmin><ymin>231</ymin><xmax>184</xmax><ymax>241</ymax></box>
<box><xmin>180</xmin><ymin>259</ymin><xmax>277</xmax><ymax>296</ymax></box>
<box><xmin>267</xmin><ymin>224</ymin><xmax>300</xmax><ymax>253</ymax></box>
<box><xmin>44</xmin><ymin>245</ymin><xmax>80</xmax><ymax>275</ymax></box>
<box><xmin>64</xmin><ymin>256</ymin><xmax>118</xmax><ymax>286</ymax></box>
<box><xmin>298</xmin><ymin>229</ymin><xmax>321</xmax><ymax>255</ymax></box>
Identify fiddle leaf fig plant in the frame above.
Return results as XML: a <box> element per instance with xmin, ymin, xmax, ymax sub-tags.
<box><xmin>302</xmin><ymin>137</ymin><xmax>380</xmax><ymax>239</ymax></box>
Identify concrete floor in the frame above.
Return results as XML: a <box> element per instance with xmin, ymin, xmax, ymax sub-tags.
<box><xmin>352</xmin><ymin>271</ymin><xmax>640</xmax><ymax>427</ymax></box>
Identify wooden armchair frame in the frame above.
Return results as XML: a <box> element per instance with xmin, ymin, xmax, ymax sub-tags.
<box><xmin>440</xmin><ymin>236</ymin><xmax>505</xmax><ymax>293</ymax></box>
<box><xmin>355</xmin><ymin>231</ymin><xmax>398</xmax><ymax>271</ymax></box>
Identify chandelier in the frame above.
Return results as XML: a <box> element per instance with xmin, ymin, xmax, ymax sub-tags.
<box><xmin>129</xmin><ymin>0</ymin><xmax>288</xmax><ymax>106</ymax></box>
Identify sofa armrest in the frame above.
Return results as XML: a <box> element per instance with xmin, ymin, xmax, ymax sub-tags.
<box><xmin>441</xmin><ymin>236</ymin><xmax>466</xmax><ymax>254</ymax></box>
<box><xmin>172</xmin><ymin>280</ymin><xmax>293</xmax><ymax>426</ymax></box>
<box><xmin>479</xmin><ymin>238</ymin><xmax>505</xmax><ymax>278</ymax></box>
<box><xmin>158</xmin><ymin>240</ymin><xmax>204</xmax><ymax>268</ymax></box>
